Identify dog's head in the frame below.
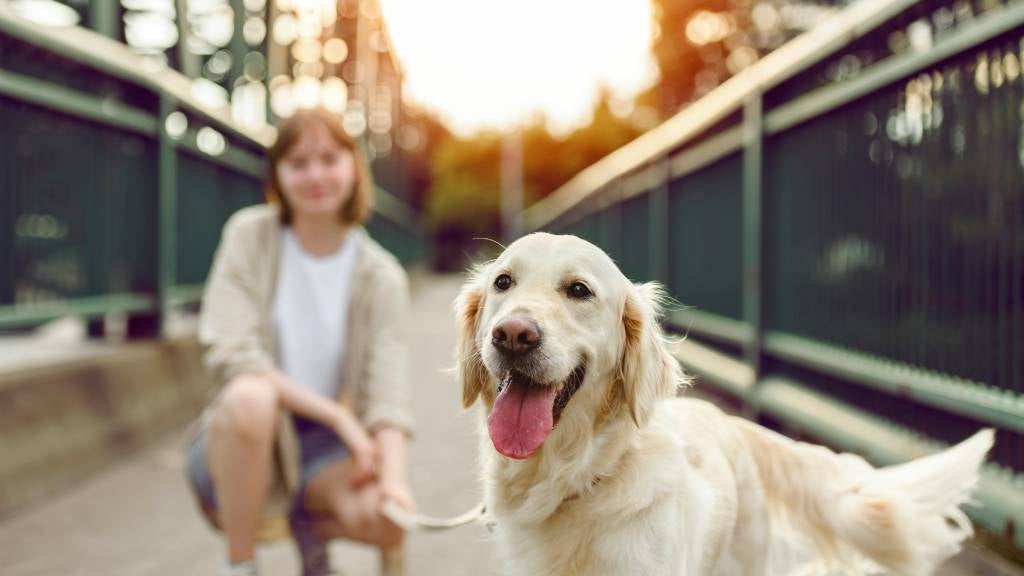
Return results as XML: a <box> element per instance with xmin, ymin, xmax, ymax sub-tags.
<box><xmin>455</xmin><ymin>233</ymin><xmax>685</xmax><ymax>460</ymax></box>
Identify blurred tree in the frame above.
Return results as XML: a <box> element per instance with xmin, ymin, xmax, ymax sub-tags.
<box><xmin>648</xmin><ymin>0</ymin><xmax>840</xmax><ymax>119</ymax></box>
<box><xmin>412</xmin><ymin>0</ymin><xmax>841</xmax><ymax>270</ymax></box>
<box><xmin>403</xmin><ymin>110</ymin><xmax>453</xmax><ymax>210</ymax></box>
<box><xmin>426</xmin><ymin>133</ymin><xmax>502</xmax><ymax>235</ymax></box>
<box><xmin>422</xmin><ymin>132</ymin><xmax>501</xmax><ymax>269</ymax></box>
<box><xmin>650</xmin><ymin>0</ymin><xmax>732</xmax><ymax>116</ymax></box>
<box><xmin>420</xmin><ymin>92</ymin><xmax>643</xmax><ymax>269</ymax></box>
<box><xmin>523</xmin><ymin>92</ymin><xmax>643</xmax><ymax>204</ymax></box>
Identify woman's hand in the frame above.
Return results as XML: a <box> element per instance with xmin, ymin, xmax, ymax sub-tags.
<box><xmin>333</xmin><ymin>409</ymin><xmax>377</xmax><ymax>487</ymax></box>
<box><xmin>379</xmin><ymin>476</ymin><xmax>416</xmax><ymax>512</ymax></box>
<box><xmin>373</xmin><ymin>426</ymin><xmax>415</xmax><ymax>511</ymax></box>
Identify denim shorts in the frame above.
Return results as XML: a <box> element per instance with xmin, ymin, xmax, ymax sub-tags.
<box><xmin>186</xmin><ymin>415</ymin><xmax>350</xmax><ymax>510</ymax></box>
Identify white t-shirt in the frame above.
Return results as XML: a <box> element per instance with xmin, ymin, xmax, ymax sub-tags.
<box><xmin>273</xmin><ymin>228</ymin><xmax>360</xmax><ymax>399</ymax></box>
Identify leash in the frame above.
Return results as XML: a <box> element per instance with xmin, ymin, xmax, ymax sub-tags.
<box><xmin>382</xmin><ymin>474</ymin><xmax>602</xmax><ymax>532</ymax></box>
<box><xmin>381</xmin><ymin>476</ymin><xmax>601</xmax><ymax>532</ymax></box>
<box><xmin>381</xmin><ymin>500</ymin><xmax>489</xmax><ymax>532</ymax></box>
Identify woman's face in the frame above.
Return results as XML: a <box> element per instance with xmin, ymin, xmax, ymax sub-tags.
<box><xmin>276</xmin><ymin>122</ymin><xmax>356</xmax><ymax>221</ymax></box>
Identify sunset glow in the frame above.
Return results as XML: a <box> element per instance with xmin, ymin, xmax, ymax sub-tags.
<box><xmin>379</xmin><ymin>0</ymin><xmax>657</xmax><ymax>135</ymax></box>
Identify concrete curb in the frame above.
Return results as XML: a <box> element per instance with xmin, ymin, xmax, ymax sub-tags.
<box><xmin>0</xmin><ymin>338</ymin><xmax>213</xmax><ymax>517</ymax></box>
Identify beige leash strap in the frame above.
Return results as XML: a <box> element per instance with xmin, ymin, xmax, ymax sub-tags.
<box><xmin>381</xmin><ymin>500</ymin><xmax>487</xmax><ymax>532</ymax></box>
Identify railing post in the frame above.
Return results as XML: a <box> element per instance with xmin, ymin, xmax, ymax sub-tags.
<box><xmin>600</xmin><ymin>181</ymin><xmax>623</xmax><ymax>263</ymax></box>
<box><xmin>228</xmin><ymin>0</ymin><xmax>248</xmax><ymax>89</ymax></box>
<box><xmin>648</xmin><ymin>155</ymin><xmax>670</xmax><ymax>285</ymax></box>
<box><xmin>0</xmin><ymin>167</ymin><xmax>11</xmax><ymax>306</ymax></box>
<box><xmin>175</xmin><ymin>0</ymin><xmax>201</xmax><ymax>78</ymax></box>
<box><xmin>88</xmin><ymin>0</ymin><xmax>118</xmax><ymax>39</ymax></box>
<box><xmin>156</xmin><ymin>95</ymin><xmax>178</xmax><ymax>338</ymax></box>
<box><xmin>742</xmin><ymin>92</ymin><xmax>764</xmax><ymax>379</ymax></box>
<box><xmin>501</xmin><ymin>130</ymin><xmax>524</xmax><ymax>243</ymax></box>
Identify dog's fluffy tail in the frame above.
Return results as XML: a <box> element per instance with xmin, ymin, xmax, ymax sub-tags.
<box><xmin>734</xmin><ymin>419</ymin><xmax>993</xmax><ymax>576</ymax></box>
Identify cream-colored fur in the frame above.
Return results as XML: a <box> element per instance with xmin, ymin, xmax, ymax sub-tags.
<box><xmin>455</xmin><ymin>233</ymin><xmax>993</xmax><ymax>576</ymax></box>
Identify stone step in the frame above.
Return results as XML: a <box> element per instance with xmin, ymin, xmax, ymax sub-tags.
<box><xmin>0</xmin><ymin>337</ymin><xmax>212</xmax><ymax>517</ymax></box>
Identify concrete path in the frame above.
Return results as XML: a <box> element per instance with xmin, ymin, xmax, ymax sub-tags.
<box><xmin>0</xmin><ymin>273</ymin><xmax>1018</xmax><ymax>576</ymax></box>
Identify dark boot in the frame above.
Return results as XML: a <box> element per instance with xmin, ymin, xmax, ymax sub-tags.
<box><xmin>289</xmin><ymin>510</ymin><xmax>336</xmax><ymax>576</ymax></box>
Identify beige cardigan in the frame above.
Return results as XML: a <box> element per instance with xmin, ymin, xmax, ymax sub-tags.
<box><xmin>195</xmin><ymin>203</ymin><xmax>414</xmax><ymax>518</ymax></box>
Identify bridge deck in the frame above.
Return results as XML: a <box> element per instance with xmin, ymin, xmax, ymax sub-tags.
<box><xmin>0</xmin><ymin>273</ymin><xmax>1017</xmax><ymax>575</ymax></box>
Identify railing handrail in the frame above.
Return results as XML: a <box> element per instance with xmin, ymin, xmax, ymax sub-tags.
<box><xmin>523</xmin><ymin>0</ymin><xmax>920</xmax><ymax>232</ymax></box>
<box><xmin>1</xmin><ymin>6</ymin><xmax>426</xmax><ymax>331</ymax></box>
<box><xmin>0</xmin><ymin>2</ymin><xmax>273</xmax><ymax>149</ymax></box>
<box><xmin>372</xmin><ymin>187</ymin><xmax>420</xmax><ymax>232</ymax></box>
<box><xmin>0</xmin><ymin>5</ymin><xmax>421</xmax><ymax>231</ymax></box>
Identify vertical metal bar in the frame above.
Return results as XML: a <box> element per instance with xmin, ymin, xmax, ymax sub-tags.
<box><xmin>175</xmin><ymin>0</ymin><xmax>201</xmax><ymax>78</ymax></box>
<box><xmin>600</xmin><ymin>182</ymin><xmax>622</xmax><ymax>264</ymax></box>
<box><xmin>265</xmin><ymin>0</ymin><xmax>285</xmax><ymax>124</ymax></box>
<box><xmin>648</xmin><ymin>156</ymin><xmax>670</xmax><ymax>285</ymax></box>
<box><xmin>995</xmin><ymin>69</ymin><xmax>1009</xmax><ymax>395</ymax></box>
<box><xmin>976</xmin><ymin>77</ymin><xmax>994</xmax><ymax>387</ymax></box>
<box><xmin>501</xmin><ymin>130</ymin><xmax>524</xmax><ymax>242</ymax></box>
<box><xmin>158</xmin><ymin>95</ymin><xmax>178</xmax><ymax>337</ymax></box>
<box><xmin>0</xmin><ymin>135</ymin><xmax>12</xmax><ymax>305</ymax></box>
<box><xmin>228</xmin><ymin>0</ymin><xmax>247</xmax><ymax>90</ymax></box>
<box><xmin>918</xmin><ymin>112</ymin><xmax>929</xmax><ymax>369</ymax></box>
<box><xmin>356</xmin><ymin>0</ymin><xmax>378</xmax><ymax>119</ymax></box>
<box><xmin>1015</xmin><ymin>81</ymin><xmax>1024</xmax><ymax>399</ymax></box>
<box><xmin>743</xmin><ymin>92</ymin><xmax>764</xmax><ymax>375</ymax></box>
<box><xmin>88</xmin><ymin>0</ymin><xmax>118</xmax><ymax>39</ymax></box>
<box><xmin>1015</xmin><ymin>76</ymin><xmax>1024</xmax><ymax>473</ymax></box>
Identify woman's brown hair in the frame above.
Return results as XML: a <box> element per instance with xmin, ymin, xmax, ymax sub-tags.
<box><xmin>265</xmin><ymin>107</ymin><xmax>374</xmax><ymax>225</ymax></box>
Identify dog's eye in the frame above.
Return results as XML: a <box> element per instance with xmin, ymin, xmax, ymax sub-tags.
<box><xmin>494</xmin><ymin>274</ymin><xmax>513</xmax><ymax>291</ymax></box>
<box><xmin>567</xmin><ymin>282</ymin><xmax>592</xmax><ymax>299</ymax></box>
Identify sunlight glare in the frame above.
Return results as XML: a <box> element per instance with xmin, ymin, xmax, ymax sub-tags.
<box><xmin>379</xmin><ymin>0</ymin><xmax>657</xmax><ymax>135</ymax></box>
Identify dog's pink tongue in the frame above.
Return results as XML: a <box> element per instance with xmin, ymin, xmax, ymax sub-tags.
<box><xmin>487</xmin><ymin>374</ymin><xmax>557</xmax><ymax>460</ymax></box>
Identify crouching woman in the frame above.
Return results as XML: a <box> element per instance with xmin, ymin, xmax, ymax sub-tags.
<box><xmin>185</xmin><ymin>108</ymin><xmax>415</xmax><ymax>576</ymax></box>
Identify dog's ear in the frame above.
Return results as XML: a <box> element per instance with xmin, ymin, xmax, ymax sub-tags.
<box><xmin>619</xmin><ymin>282</ymin><xmax>686</xmax><ymax>427</ymax></box>
<box><xmin>455</xmin><ymin>266</ymin><xmax>490</xmax><ymax>408</ymax></box>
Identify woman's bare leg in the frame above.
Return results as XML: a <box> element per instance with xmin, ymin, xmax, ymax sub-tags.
<box><xmin>207</xmin><ymin>375</ymin><xmax>280</xmax><ymax>563</ymax></box>
<box><xmin>379</xmin><ymin>545</ymin><xmax>405</xmax><ymax>576</ymax></box>
<box><xmin>302</xmin><ymin>459</ymin><xmax>406</xmax><ymax>575</ymax></box>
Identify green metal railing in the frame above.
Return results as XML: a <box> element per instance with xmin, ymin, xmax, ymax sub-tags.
<box><xmin>524</xmin><ymin>0</ymin><xmax>1024</xmax><ymax>548</ymax></box>
<box><xmin>0</xmin><ymin>5</ymin><xmax>424</xmax><ymax>335</ymax></box>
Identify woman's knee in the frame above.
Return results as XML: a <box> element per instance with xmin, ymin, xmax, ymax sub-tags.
<box><xmin>212</xmin><ymin>375</ymin><xmax>279</xmax><ymax>444</ymax></box>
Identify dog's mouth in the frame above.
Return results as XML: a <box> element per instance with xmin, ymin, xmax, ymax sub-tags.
<box><xmin>487</xmin><ymin>364</ymin><xmax>586</xmax><ymax>460</ymax></box>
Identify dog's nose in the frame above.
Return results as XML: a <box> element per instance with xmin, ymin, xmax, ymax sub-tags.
<box><xmin>492</xmin><ymin>317</ymin><xmax>541</xmax><ymax>356</ymax></box>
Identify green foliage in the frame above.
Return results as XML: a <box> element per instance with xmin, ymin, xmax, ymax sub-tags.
<box><xmin>406</xmin><ymin>0</ymin><xmax>836</xmax><ymax>264</ymax></box>
<box><xmin>412</xmin><ymin>0</ymin><xmax>836</xmax><ymax>266</ymax></box>
<box><xmin>422</xmin><ymin>93</ymin><xmax>642</xmax><ymax>242</ymax></box>
<box><xmin>424</xmin><ymin>133</ymin><xmax>501</xmax><ymax>235</ymax></box>
<box><xmin>649</xmin><ymin>0</ymin><xmax>732</xmax><ymax>115</ymax></box>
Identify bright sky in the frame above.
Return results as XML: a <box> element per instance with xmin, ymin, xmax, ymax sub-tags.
<box><xmin>379</xmin><ymin>0</ymin><xmax>658</xmax><ymax>136</ymax></box>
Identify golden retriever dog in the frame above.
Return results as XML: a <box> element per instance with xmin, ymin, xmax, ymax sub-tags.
<box><xmin>455</xmin><ymin>232</ymin><xmax>993</xmax><ymax>576</ymax></box>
